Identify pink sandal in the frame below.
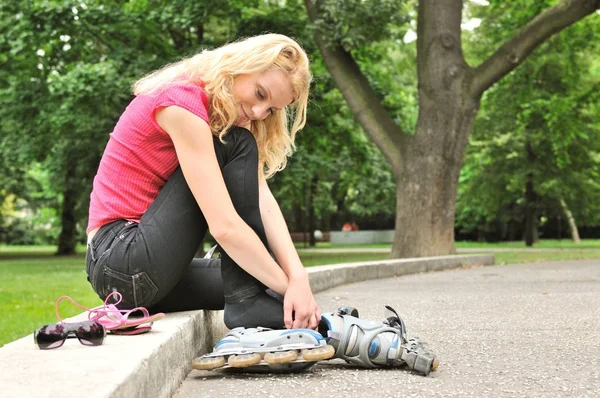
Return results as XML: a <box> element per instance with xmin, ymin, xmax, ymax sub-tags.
<box><xmin>56</xmin><ymin>292</ymin><xmax>165</xmax><ymax>335</ymax></box>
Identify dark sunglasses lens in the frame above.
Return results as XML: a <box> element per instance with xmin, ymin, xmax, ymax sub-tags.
<box><xmin>34</xmin><ymin>325</ymin><xmax>67</xmax><ymax>350</ymax></box>
<box><xmin>74</xmin><ymin>323</ymin><xmax>105</xmax><ymax>346</ymax></box>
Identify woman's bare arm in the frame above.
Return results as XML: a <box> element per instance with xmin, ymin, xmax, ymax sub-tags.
<box><xmin>259</xmin><ymin>175</ymin><xmax>320</xmax><ymax>329</ymax></box>
<box><xmin>156</xmin><ymin>105</ymin><xmax>289</xmax><ymax>295</ymax></box>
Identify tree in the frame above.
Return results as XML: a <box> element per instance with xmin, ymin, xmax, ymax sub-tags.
<box><xmin>305</xmin><ymin>0</ymin><xmax>599</xmax><ymax>257</ymax></box>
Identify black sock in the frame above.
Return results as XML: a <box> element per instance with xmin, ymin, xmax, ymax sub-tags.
<box><xmin>223</xmin><ymin>291</ymin><xmax>285</xmax><ymax>329</ymax></box>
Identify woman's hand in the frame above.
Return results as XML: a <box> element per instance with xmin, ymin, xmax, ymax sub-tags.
<box><xmin>283</xmin><ymin>273</ymin><xmax>321</xmax><ymax>330</ymax></box>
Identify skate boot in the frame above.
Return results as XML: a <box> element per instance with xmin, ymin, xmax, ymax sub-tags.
<box><xmin>192</xmin><ymin>327</ymin><xmax>335</xmax><ymax>373</ymax></box>
<box><xmin>319</xmin><ymin>305</ymin><xmax>439</xmax><ymax>376</ymax></box>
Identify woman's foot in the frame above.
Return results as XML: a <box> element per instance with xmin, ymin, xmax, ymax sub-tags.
<box><xmin>223</xmin><ymin>291</ymin><xmax>285</xmax><ymax>329</ymax></box>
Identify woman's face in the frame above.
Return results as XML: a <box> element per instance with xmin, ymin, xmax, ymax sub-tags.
<box><xmin>232</xmin><ymin>68</ymin><xmax>293</xmax><ymax>128</ymax></box>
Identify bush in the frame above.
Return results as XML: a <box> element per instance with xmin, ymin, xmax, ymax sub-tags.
<box><xmin>0</xmin><ymin>207</ymin><xmax>60</xmax><ymax>245</ymax></box>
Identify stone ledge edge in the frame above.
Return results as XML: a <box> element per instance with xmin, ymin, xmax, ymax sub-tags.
<box><xmin>160</xmin><ymin>254</ymin><xmax>493</xmax><ymax>397</ymax></box>
<box><xmin>0</xmin><ymin>254</ymin><xmax>494</xmax><ymax>398</ymax></box>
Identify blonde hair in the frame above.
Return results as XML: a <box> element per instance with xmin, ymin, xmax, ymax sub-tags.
<box><xmin>133</xmin><ymin>34</ymin><xmax>312</xmax><ymax>178</ymax></box>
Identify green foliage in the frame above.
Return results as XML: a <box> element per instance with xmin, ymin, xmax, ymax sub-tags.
<box><xmin>270</xmin><ymin>51</ymin><xmax>399</xmax><ymax>231</ymax></box>
<box><xmin>3</xmin><ymin>0</ymin><xmax>597</xmax><ymax>246</ymax></box>
<box><xmin>236</xmin><ymin>0</ymin><xmax>310</xmax><ymax>45</ymax></box>
<box><xmin>0</xmin><ymin>0</ymin><xmax>402</xmax><ymax>244</ymax></box>
<box><xmin>0</xmin><ymin>166</ymin><xmax>61</xmax><ymax>245</ymax></box>
<box><xmin>311</xmin><ymin>0</ymin><xmax>412</xmax><ymax>51</ymax></box>
<box><xmin>356</xmin><ymin>40</ymin><xmax>418</xmax><ymax>134</ymax></box>
<box><xmin>237</xmin><ymin>1</ymin><xmax>407</xmax><ymax>231</ymax></box>
<box><xmin>0</xmin><ymin>0</ymin><xmax>254</xmax><ymax>245</ymax></box>
<box><xmin>0</xmin><ymin>1</ymin><xmax>153</xmax><ymax>246</ymax></box>
<box><xmin>457</xmin><ymin>2</ymin><xmax>600</xmax><ymax>239</ymax></box>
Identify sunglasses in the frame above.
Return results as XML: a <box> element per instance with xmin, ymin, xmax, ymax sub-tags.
<box><xmin>34</xmin><ymin>321</ymin><xmax>106</xmax><ymax>350</ymax></box>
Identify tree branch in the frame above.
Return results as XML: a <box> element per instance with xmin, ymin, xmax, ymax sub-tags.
<box><xmin>470</xmin><ymin>0</ymin><xmax>599</xmax><ymax>98</ymax></box>
<box><xmin>304</xmin><ymin>0</ymin><xmax>404</xmax><ymax>172</ymax></box>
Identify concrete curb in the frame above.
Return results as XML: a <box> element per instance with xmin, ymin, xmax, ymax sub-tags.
<box><xmin>307</xmin><ymin>254</ymin><xmax>494</xmax><ymax>294</ymax></box>
<box><xmin>0</xmin><ymin>254</ymin><xmax>493</xmax><ymax>397</ymax></box>
<box><xmin>0</xmin><ymin>309</ymin><xmax>228</xmax><ymax>398</ymax></box>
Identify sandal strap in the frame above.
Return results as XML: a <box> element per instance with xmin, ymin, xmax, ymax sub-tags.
<box><xmin>55</xmin><ymin>295</ymin><xmax>93</xmax><ymax>323</ymax></box>
<box><xmin>121</xmin><ymin>306</ymin><xmax>151</xmax><ymax>319</ymax></box>
<box><xmin>55</xmin><ymin>291</ymin><xmax>160</xmax><ymax>330</ymax></box>
<box><xmin>88</xmin><ymin>304</ymin><xmax>128</xmax><ymax>329</ymax></box>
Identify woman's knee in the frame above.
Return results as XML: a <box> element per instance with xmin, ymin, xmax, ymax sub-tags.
<box><xmin>225</xmin><ymin>126</ymin><xmax>258</xmax><ymax>153</ymax></box>
<box><xmin>227</xmin><ymin>125</ymin><xmax>255</xmax><ymax>142</ymax></box>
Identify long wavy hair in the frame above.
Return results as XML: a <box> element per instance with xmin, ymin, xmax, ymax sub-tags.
<box><xmin>132</xmin><ymin>34</ymin><xmax>312</xmax><ymax>178</ymax></box>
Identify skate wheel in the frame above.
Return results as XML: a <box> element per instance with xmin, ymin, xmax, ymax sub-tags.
<box><xmin>264</xmin><ymin>350</ymin><xmax>298</xmax><ymax>364</ymax></box>
<box><xmin>228</xmin><ymin>353</ymin><xmax>262</xmax><ymax>368</ymax></box>
<box><xmin>432</xmin><ymin>359</ymin><xmax>440</xmax><ymax>371</ymax></box>
<box><xmin>192</xmin><ymin>356</ymin><xmax>226</xmax><ymax>370</ymax></box>
<box><xmin>301</xmin><ymin>344</ymin><xmax>335</xmax><ymax>361</ymax></box>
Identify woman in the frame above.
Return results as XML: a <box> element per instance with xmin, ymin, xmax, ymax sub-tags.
<box><xmin>85</xmin><ymin>34</ymin><xmax>320</xmax><ymax>330</ymax></box>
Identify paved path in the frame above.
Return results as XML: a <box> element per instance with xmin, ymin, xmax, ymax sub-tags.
<box><xmin>176</xmin><ymin>260</ymin><xmax>600</xmax><ymax>397</ymax></box>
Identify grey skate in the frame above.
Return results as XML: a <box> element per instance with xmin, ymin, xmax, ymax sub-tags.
<box><xmin>319</xmin><ymin>305</ymin><xmax>439</xmax><ymax>376</ymax></box>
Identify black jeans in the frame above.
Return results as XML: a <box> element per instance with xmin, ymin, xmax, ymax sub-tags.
<box><xmin>86</xmin><ymin>127</ymin><xmax>284</xmax><ymax>326</ymax></box>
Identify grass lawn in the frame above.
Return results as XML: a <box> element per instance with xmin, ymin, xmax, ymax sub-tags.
<box><xmin>1</xmin><ymin>240</ymin><xmax>599</xmax><ymax>347</ymax></box>
<box><xmin>491</xmin><ymin>250</ymin><xmax>600</xmax><ymax>265</ymax></box>
<box><xmin>0</xmin><ymin>249</ymin><xmax>390</xmax><ymax>347</ymax></box>
<box><xmin>295</xmin><ymin>239</ymin><xmax>600</xmax><ymax>250</ymax></box>
<box><xmin>0</xmin><ymin>255</ymin><xmax>101</xmax><ymax>348</ymax></box>
<box><xmin>454</xmin><ymin>239</ymin><xmax>600</xmax><ymax>250</ymax></box>
<box><xmin>298</xmin><ymin>252</ymin><xmax>388</xmax><ymax>266</ymax></box>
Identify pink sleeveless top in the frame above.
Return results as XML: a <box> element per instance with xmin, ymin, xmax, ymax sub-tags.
<box><xmin>87</xmin><ymin>83</ymin><xmax>209</xmax><ymax>233</ymax></box>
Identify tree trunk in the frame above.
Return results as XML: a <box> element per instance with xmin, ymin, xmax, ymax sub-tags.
<box><xmin>524</xmin><ymin>134</ymin><xmax>538</xmax><ymax>247</ymax></box>
<box><xmin>524</xmin><ymin>174</ymin><xmax>536</xmax><ymax>247</ymax></box>
<box><xmin>559</xmin><ymin>198</ymin><xmax>581</xmax><ymax>243</ymax></box>
<box><xmin>308</xmin><ymin>175</ymin><xmax>318</xmax><ymax>247</ymax></box>
<box><xmin>302</xmin><ymin>182</ymin><xmax>309</xmax><ymax>248</ymax></box>
<box><xmin>292</xmin><ymin>199</ymin><xmax>303</xmax><ymax>233</ymax></box>
<box><xmin>392</xmin><ymin>103</ymin><xmax>477</xmax><ymax>257</ymax></box>
<box><xmin>56</xmin><ymin>162</ymin><xmax>77</xmax><ymax>255</ymax></box>
<box><xmin>329</xmin><ymin>180</ymin><xmax>345</xmax><ymax>231</ymax></box>
<box><xmin>390</xmin><ymin>0</ymin><xmax>478</xmax><ymax>257</ymax></box>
